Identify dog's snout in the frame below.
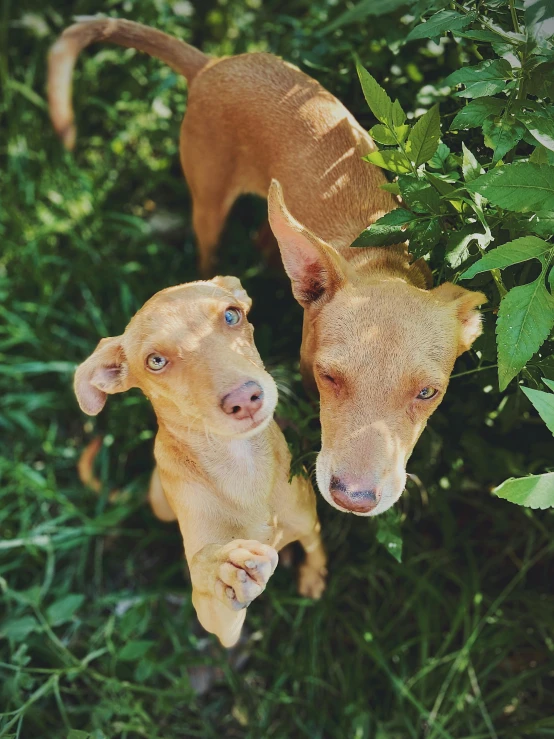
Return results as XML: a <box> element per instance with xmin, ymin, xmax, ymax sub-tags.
<box><xmin>329</xmin><ymin>475</ymin><xmax>381</xmax><ymax>513</ymax></box>
<box><xmin>221</xmin><ymin>381</ymin><xmax>264</xmax><ymax>420</ymax></box>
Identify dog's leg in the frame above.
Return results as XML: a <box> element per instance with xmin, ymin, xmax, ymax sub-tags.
<box><xmin>192</xmin><ymin>201</ymin><xmax>229</xmax><ymax>278</ymax></box>
<box><xmin>189</xmin><ymin>539</ymin><xmax>278</xmax><ymax>647</ymax></box>
<box><xmin>148</xmin><ymin>466</ymin><xmax>177</xmax><ymax>522</ymax></box>
<box><xmin>297</xmin><ymin>521</ymin><xmax>327</xmax><ymax>600</ymax></box>
<box><xmin>180</xmin><ymin>119</ymin><xmax>238</xmax><ymax>278</ymax></box>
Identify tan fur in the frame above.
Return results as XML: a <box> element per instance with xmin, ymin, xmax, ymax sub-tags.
<box><xmin>74</xmin><ymin>277</ymin><xmax>326</xmax><ymax>647</ymax></box>
<box><xmin>50</xmin><ymin>19</ymin><xmax>485</xmax><ymax>516</ymax></box>
<box><xmin>268</xmin><ymin>183</ymin><xmax>485</xmax><ymax>516</ymax></box>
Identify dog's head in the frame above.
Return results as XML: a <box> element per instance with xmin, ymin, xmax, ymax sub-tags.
<box><xmin>268</xmin><ymin>180</ymin><xmax>485</xmax><ymax>516</ymax></box>
<box><xmin>75</xmin><ymin>277</ymin><xmax>278</xmax><ymax>438</ymax></box>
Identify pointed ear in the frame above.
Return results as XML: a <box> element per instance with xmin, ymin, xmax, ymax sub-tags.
<box><xmin>433</xmin><ymin>283</ymin><xmax>487</xmax><ymax>356</ymax></box>
<box><xmin>210</xmin><ymin>275</ymin><xmax>252</xmax><ymax>312</ymax></box>
<box><xmin>75</xmin><ymin>336</ymin><xmax>134</xmax><ymax>415</ymax></box>
<box><xmin>268</xmin><ymin>180</ymin><xmax>345</xmax><ymax>308</ymax></box>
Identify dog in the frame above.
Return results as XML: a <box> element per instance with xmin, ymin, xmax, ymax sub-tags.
<box><xmin>74</xmin><ymin>276</ymin><xmax>327</xmax><ymax>648</ymax></box>
<box><xmin>49</xmin><ymin>18</ymin><xmax>485</xmax><ymax>517</ymax></box>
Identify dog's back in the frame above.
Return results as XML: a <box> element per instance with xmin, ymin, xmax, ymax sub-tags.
<box><xmin>47</xmin><ymin>18</ymin><xmax>396</xmax><ymax>272</ymax></box>
<box><xmin>183</xmin><ymin>52</ymin><xmax>394</xmax><ymax>247</ymax></box>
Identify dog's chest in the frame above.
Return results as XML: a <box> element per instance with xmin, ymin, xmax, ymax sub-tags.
<box><xmin>210</xmin><ymin>438</ymin><xmax>273</xmax><ymax>500</ymax></box>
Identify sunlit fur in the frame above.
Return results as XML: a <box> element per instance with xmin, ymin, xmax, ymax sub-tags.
<box><xmin>74</xmin><ymin>277</ymin><xmax>327</xmax><ymax>647</ymax></box>
<box><xmin>49</xmin><ymin>20</ymin><xmax>485</xmax><ymax>516</ymax></box>
<box><xmin>269</xmin><ymin>185</ymin><xmax>486</xmax><ymax>517</ymax></box>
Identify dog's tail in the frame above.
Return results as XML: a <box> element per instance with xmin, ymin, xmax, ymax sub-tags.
<box><xmin>77</xmin><ymin>436</ymin><xmax>120</xmax><ymax>502</ymax></box>
<box><xmin>48</xmin><ymin>17</ymin><xmax>210</xmax><ymax>150</ymax></box>
<box><xmin>77</xmin><ymin>436</ymin><xmax>104</xmax><ymax>493</ymax></box>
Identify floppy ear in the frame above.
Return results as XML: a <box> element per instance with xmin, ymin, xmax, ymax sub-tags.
<box><xmin>210</xmin><ymin>275</ymin><xmax>252</xmax><ymax>312</ymax></box>
<box><xmin>268</xmin><ymin>179</ymin><xmax>346</xmax><ymax>308</ymax></box>
<box><xmin>74</xmin><ymin>336</ymin><xmax>135</xmax><ymax>415</ymax></box>
<box><xmin>433</xmin><ymin>283</ymin><xmax>487</xmax><ymax>356</ymax></box>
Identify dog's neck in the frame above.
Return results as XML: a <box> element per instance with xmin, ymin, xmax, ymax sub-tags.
<box><xmin>154</xmin><ymin>405</ymin><xmax>274</xmax><ymax>469</ymax></box>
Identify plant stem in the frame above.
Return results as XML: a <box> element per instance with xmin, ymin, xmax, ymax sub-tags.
<box><xmin>509</xmin><ymin>0</ymin><xmax>520</xmax><ymax>34</ymax></box>
<box><xmin>451</xmin><ymin>364</ymin><xmax>497</xmax><ymax>379</ymax></box>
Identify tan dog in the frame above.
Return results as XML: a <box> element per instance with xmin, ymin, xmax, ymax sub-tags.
<box><xmin>74</xmin><ymin>277</ymin><xmax>327</xmax><ymax>648</ymax></box>
<box><xmin>49</xmin><ymin>19</ymin><xmax>485</xmax><ymax>517</ymax></box>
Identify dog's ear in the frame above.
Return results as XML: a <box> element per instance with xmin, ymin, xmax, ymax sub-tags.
<box><xmin>210</xmin><ymin>275</ymin><xmax>252</xmax><ymax>312</ymax></box>
<box><xmin>433</xmin><ymin>283</ymin><xmax>487</xmax><ymax>355</ymax></box>
<box><xmin>75</xmin><ymin>336</ymin><xmax>135</xmax><ymax>415</ymax></box>
<box><xmin>268</xmin><ymin>180</ymin><xmax>346</xmax><ymax>308</ymax></box>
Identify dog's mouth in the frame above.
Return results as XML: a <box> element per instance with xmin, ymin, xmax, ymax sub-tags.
<box><xmin>228</xmin><ymin>406</ymin><xmax>273</xmax><ymax>435</ymax></box>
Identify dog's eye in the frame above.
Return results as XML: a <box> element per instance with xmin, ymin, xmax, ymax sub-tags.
<box><xmin>417</xmin><ymin>386</ymin><xmax>438</xmax><ymax>400</ymax></box>
<box><xmin>224</xmin><ymin>308</ymin><xmax>242</xmax><ymax>326</ymax></box>
<box><xmin>318</xmin><ymin>369</ymin><xmax>340</xmax><ymax>389</ymax></box>
<box><xmin>146</xmin><ymin>354</ymin><xmax>168</xmax><ymax>371</ymax></box>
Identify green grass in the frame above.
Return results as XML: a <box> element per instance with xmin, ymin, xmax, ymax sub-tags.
<box><xmin>1</xmin><ymin>1</ymin><xmax>554</xmax><ymax>737</ymax></box>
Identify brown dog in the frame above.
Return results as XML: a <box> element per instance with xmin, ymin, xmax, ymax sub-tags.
<box><xmin>49</xmin><ymin>19</ymin><xmax>485</xmax><ymax>517</ymax></box>
<box><xmin>74</xmin><ymin>277</ymin><xmax>327</xmax><ymax>647</ymax></box>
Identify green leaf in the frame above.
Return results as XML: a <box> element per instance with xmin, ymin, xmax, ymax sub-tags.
<box><xmin>428</xmin><ymin>142</ymin><xmax>451</xmax><ymax>170</ymax></box>
<box><xmin>118</xmin><ymin>639</ymin><xmax>155</xmax><ymax>661</ymax></box>
<box><xmin>467</xmin><ymin>163</ymin><xmax>554</xmax><ymax>212</ymax></box>
<box><xmin>398</xmin><ymin>175</ymin><xmax>443</xmax><ymax>214</ymax></box>
<box><xmin>494</xmin><ymin>473</ymin><xmax>554</xmax><ymax>509</ymax></box>
<box><xmin>370</xmin><ymin>123</ymin><xmax>409</xmax><ymax>144</ymax></box>
<box><xmin>405</xmin><ymin>105</ymin><xmax>440</xmax><ymax>167</ymax></box>
<box><xmin>376</xmin><ymin>511</ymin><xmax>403</xmax><ymax>562</ymax></box>
<box><xmin>527</xmin><ymin>210</ymin><xmax>554</xmax><ymax>237</ymax></box>
<box><xmin>461</xmin><ymin>236</ymin><xmax>553</xmax><ymax>279</ymax></box>
<box><xmin>46</xmin><ymin>594</ymin><xmax>85</xmax><ymax>626</ymax></box>
<box><xmin>391</xmin><ymin>100</ymin><xmax>407</xmax><ymax>128</ymax></box>
<box><xmin>518</xmin><ymin>112</ymin><xmax>554</xmax><ymax>153</ymax></box>
<box><xmin>369</xmin><ymin>124</ymin><xmax>398</xmax><ymax>145</ymax></box>
<box><xmin>483</xmin><ymin>116</ymin><xmax>525</xmax><ymax>164</ymax></box>
<box><xmin>0</xmin><ymin>616</ymin><xmax>39</xmax><ymax>642</ymax></box>
<box><xmin>425</xmin><ymin>171</ymin><xmax>459</xmax><ymax>200</ymax></box>
<box><xmin>68</xmin><ymin>731</ymin><xmax>91</xmax><ymax>739</ymax></box>
<box><xmin>352</xmin><ymin>209</ymin><xmax>414</xmax><ymax>247</ymax></box>
<box><xmin>380</xmin><ymin>182</ymin><xmax>401</xmax><ymax>195</ymax></box>
<box><xmin>446</xmin><ymin>225</ymin><xmax>488</xmax><ymax>268</ymax></box>
<box><xmin>455</xmin><ymin>29</ymin><xmax>519</xmax><ymax>44</ymax></box>
<box><xmin>322</xmin><ymin>0</ymin><xmax>408</xmax><ymax>33</ymax></box>
<box><xmin>409</xmin><ymin>217</ymin><xmax>442</xmax><ymax>257</ymax></box>
<box><xmin>496</xmin><ymin>269</ymin><xmax>554</xmax><ymax>390</ymax></box>
<box><xmin>364</xmin><ymin>150</ymin><xmax>412</xmax><ymax>174</ymax></box>
<box><xmin>521</xmin><ymin>386</ymin><xmax>554</xmax><ymax>434</ymax></box>
<box><xmin>356</xmin><ymin>63</ymin><xmax>394</xmax><ymax>126</ymax></box>
<box><xmin>450</xmin><ymin>97</ymin><xmax>505</xmax><ymax>131</ymax></box>
<box><xmin>529</xmin><ymin>145</ymin><xmax>550</xmax><ymax>164</ymax></box>
<box><xmin>462</xmin><ymin>143</ymin><xmax>482</xmax><ymax>182</ymax></box>
<box><xmin>524</xmin><ymin>0</ymin><xmax>554</xmax><ymax>45</ymax></box>
<box><xmin>444</xmin><ymin>59</ymin><xmax>512</xmax><ymax>99</ymax></box>
<box><xmin>407</xmin><ymin>10</ymin><xmax>475</xmax><ymax>41</ymax></box>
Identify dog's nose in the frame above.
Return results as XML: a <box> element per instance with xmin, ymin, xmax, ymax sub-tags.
<box><xmin>329</xmin><ymin>475</ymin><xmax>381</xmax><ymax>513</ymax></box>
<box><xmin>221</xmin><ymin>381</ymin><xmax>264</xmax><ymax>420</ymax></box>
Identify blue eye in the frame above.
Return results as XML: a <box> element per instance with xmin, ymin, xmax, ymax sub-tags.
<box><xmin>224</xmin><ymin>308</ymin><xmax>241</xmax><ymax>326</ymax></box>
<box><xmin>417</xmin><ymin>386</ymin><xmax>438</xmax><ymax>400</ymax></box>
<box><xmin>146</xmin><ymin>354</ymin><xmax>168</xmax><ymax>371</ymax></box>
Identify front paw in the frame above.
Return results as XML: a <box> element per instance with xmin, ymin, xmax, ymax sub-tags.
<box><xmin>215</xmin><ymin>540</ymin><xmax>278</xmax><ymax>611</ymax></box>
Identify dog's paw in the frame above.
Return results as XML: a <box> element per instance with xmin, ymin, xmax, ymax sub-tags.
<box><xmin>298</xmin><ymin>563</ymin><xmax>327</xmax><ymax>600</ymax></box>
<box><xmin>215</xmin><ymin>540</ymin><xmax>278</xmax><ymax>611</ymax></box>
